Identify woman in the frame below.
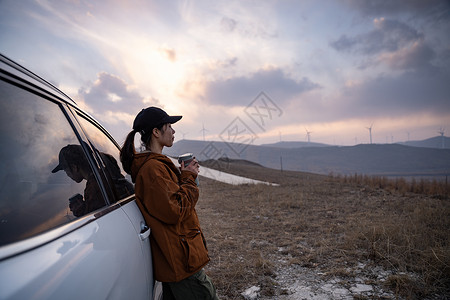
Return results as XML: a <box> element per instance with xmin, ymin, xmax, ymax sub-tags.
<box><xmin>120</xmin><ymin>107</ymin><xmax>218</xmax><ymax>300</ymax></box>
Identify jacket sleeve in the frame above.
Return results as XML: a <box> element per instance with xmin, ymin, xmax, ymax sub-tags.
<box><xmin>136</xmin><ymin>161</ymin><xmax>199</xmax><ymax>225</ymax></box>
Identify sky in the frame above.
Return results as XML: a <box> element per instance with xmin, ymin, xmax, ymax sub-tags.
<box><xmin>1</xmin><ymin>0</ymin><xmax>449</xmax><ymax>146</ymax></box>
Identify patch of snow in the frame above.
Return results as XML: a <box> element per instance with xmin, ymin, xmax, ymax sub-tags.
<box><xmin>357</xmin><ymin>262</ymin><xmax>366</xmax><ymax>269</ymax></box>
<box><xmin>288</xmin><ymin>285</ymin><xmax>331</xmax><ymax>300</ymax></box>
<box><xmin>321</xmin><ymin>284</ymin><xmax>352</xmax><ymax>299</ymax></box>
<box><xmin>350</xmin><ymin>284</ymin><xmax>373</xmax><ymax>293</ymax></box>
<box><xmin>332</xmin><ymin>288</ymin><xmax>351</xmax><ymax>298</ymax></box>
<box><xmin>241</xmin><ymin>286</ymin><xmax>260</xmax><ymax>300</ymax></box>
<box><xmin>321</xmin><ymin>283</ymin><xmax>334</xmax><ymax>292</ymax></box>
<box><xmin>200</xmin><ymin>167</ymin><xmax>279</xmax><ymax>186</ymax></box>
<box><xmin>169</xmin><ymin>157</ymin><xmax>279</xmax><ymax>186</ymax></box>
<box><xmin>264</xmin><ymin>260</ymin><xmax>399</xmax><ymax>300</ymax></box>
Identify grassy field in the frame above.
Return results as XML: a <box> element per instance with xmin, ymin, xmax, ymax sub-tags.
<box><xmin>196</xmin><ymin>159</ymin><xmax>449</xmax><ymax>299</ymax></box>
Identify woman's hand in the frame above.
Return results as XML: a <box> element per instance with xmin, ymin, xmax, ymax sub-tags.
<box><xmin>181</xmin><ymin>158</ymin><xmax>199</xmax><ymax>175</ymax></box>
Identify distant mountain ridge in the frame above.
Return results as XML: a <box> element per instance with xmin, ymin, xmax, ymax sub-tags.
<box><xmin>262</xmin><ymin>136</ymin><xmax>450</xmax><ymax>149</ymax></box>
<box><xmin>399</xmin><ymin>136</ymin><xmax>450</xmax><ymax>149</ymax></box>
<box><xmin>165</xmin><ymin>138</ymin><xmax>450</xmax><ymax>177</ymax></box>
<box><xmin>261</xmin><ymin>141</ymin><xmax>329</xmax><ymax>148</ymax></box>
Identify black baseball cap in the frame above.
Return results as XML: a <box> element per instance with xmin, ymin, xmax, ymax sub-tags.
<box><xmin>52</xmin><ymin>144</ymin><xmax>86</xmax><ymax>173</ymax></box>
<box><xmin>132</xmin><ymin>107</ymin><xmax>182</xmax><ymax>132</ymax></box>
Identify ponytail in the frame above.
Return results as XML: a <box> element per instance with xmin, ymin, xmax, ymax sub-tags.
<box><xmin>120</xmin><ymin>130</ymin><xmax>138</xmax><ymax>175</ymax></box>
<box><xmin>120</xmin><ymin>124</ymin><xmax>166</xmax><ymax>174</ymax></box>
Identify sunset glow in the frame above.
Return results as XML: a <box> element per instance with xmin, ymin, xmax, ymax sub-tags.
<box><xmin>1</xmin><ymin>0</ymin><xmax>448</xmax><ymax>146</ymax></box>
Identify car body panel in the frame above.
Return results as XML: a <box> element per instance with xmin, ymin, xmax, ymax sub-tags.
<box><xmin>0</xmin><ymin>203</ymin><xmax>150</xmax><ymax>299</ymax></box>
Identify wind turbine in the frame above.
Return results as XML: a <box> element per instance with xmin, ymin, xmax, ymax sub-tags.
<box><xmin>180</xmin><ymin>131</ymin><xmax>188</xmax><ymax>140</ymax></box>
<box><xmin>438</xmin><ymin>127</ymin><xmax>445</xmax><ymax>148</ymax></box>
<box><xmin>305</xmin><ymin>128</ymin><xmax>312</xmax><ymax>145</ymax></box>
<box><xmin>366</xmin><ymin>123</ymin><xmax>373</xmax><ymax>144</ymax></box>
<box><xmin>200</xmin><ymin>123</ymin><xmax>208</xmax><ymax>141</ymax></box>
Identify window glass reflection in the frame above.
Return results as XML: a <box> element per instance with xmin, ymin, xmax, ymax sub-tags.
<box><xmin>76</xmin><ymin>114</ymin><xmax>134</xmax><ymax>201</ymax></box>
<box><xmin>51</xmin><ymin>144</ymin><xmax>105</xmax><ymax>217</ymax></box>
<box><xmin>0</xmin><ymin>82</ymin><xmax>106</xmax><ymax>246</ymax></box>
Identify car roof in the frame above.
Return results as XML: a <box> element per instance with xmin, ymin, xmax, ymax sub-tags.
<box><xmin>0</xmin><ymin>53</ymin><xmax>76</xmax><ymax>106</ymax></box>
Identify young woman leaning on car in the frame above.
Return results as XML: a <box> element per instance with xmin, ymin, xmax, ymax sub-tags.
<box><xmin>120</xmin><ymin>107</ymin><xmax>219</xmax><ymax>300</ymax></box>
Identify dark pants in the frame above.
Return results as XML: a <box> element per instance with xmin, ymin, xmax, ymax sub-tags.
<box><xmin>162</xmin><ymin>269</ymin><xmax>219</xmax><ymax>300</ymax></box>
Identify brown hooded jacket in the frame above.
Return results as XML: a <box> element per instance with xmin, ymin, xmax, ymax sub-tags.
<box><xmin>131</xmin><ymin>151</ymin><xmax>209</xmax><ymax>282</ymax></box>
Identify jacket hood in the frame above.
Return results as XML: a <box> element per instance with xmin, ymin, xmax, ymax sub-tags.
<box><xmin>130</xmin><ymin>152</ymin><xmax>178</xmax><ymax>182</ymax></box>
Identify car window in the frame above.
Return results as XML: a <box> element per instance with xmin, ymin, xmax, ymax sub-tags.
<box><xmin>0</xmin><ymin>81</ymin><xmax>106</xmax><ymax>246</ymax></box>
<box><xmin>76</xmin><ymin>113</ymin><xmax>134</xmax><ymax>202</ymax></box>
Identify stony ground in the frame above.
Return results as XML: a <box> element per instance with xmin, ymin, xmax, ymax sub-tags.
<box><xmin>196</xmin><ymin>160</ymin><xmax>449</xmax><ymax>300</ymax></box>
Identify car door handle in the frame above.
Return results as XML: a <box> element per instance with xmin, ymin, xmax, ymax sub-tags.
<box><xmin>139</xmin><ymin>222</ymin><xmax>151</xmax><ymax>240</ymax></box>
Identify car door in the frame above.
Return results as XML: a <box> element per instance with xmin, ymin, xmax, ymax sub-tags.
<box><xmin>71</xmin><ymin>106</ymin><xmax>155</xmax><ymax>296</ymax></box>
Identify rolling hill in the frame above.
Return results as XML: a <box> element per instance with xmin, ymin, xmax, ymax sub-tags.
<box><xmin>262</xmin><ymin>136</ymin><xmax>450</xmax><ymax>149</ymax></box>
<box><xmin>261</xmin><ymin>141</ymin><xmax>329</xmax><ymax>148</ymax></box>
<box><xmin>164</xmin><ymin>138</ymin><xmax>450</xmax><ymax>177</ymax></box>
<box><xmin>399</xmin><ymin>135</ymin><xmax>450</xmax><ymax>149</ymax></box>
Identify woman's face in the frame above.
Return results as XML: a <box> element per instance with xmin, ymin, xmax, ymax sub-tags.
<box><xmin>159</xmin><ymin>123</ymin><xmax>175</xmax><ymax>147</ymax></box>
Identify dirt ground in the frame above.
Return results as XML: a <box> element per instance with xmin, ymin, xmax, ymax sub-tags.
<box><xmin>196</xmin><ymin>160</ymin><xmax>449</xmax><ymax>300</ymax></box>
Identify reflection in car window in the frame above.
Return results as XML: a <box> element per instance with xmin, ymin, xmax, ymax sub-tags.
<box><xmin>0</xmin><ymin>82</ymin><xmax>106</xmax><ymax>246</ymax></box>
<box><xmin>76</xmin><ymin>114</ymin><xmax>134</xmax><ymax>201</ymax></box>
<box><xmin>51</xmin><ymin>144</ymin><xmax>105</xmax><ymax>217</ymax></box>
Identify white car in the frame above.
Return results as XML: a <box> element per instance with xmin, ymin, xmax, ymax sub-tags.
<box><xmin>0</xmin><ymin>53</ymin><xmax>161</xmax><ymax>299</ymax></box>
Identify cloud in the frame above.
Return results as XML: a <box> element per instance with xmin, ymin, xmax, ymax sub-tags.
<box><xmin>78</xmin><ymin>72</ymin><xmax>159</xmax><ymax>115</ymax></box>
<box><xmin>338</xmin><ymin>70</ymin><xmax>450</xmax><ymax>119</ymax></box>
<box><xmin>378</xmin><ymin>40</ymin><xmax>435</xmax><ymax>71</ymax></box>
<box><xmin>76</xmin><ymin>71</ymin><xmax>165</xmax><ymax>141</ymax></box>
<box><xmin>343</xmin><ymin>0</ymin><xmax>450</xmax><ymax>21</ymax></box>
<box><xmin>220</xmin><ymin>16</ymin><xmax>237</xmax><ymax>32</ymax></box>
<box><xmin>330</xmin><ymin>18</ymin><xmax>423</xmax><ymax>55</ymax></box>
<box><xmin>203</xmin><ymin>68</ymin><xmax>320</xmax><ymax>106</ymax></box>
<box><xmin>330</xmin><ymin>17</ymin><xmax>442</xmax><ymax>72</ymax></box>
<box><xmin>219</xmin><ymin>13</ymin><xmax>277</xmax><ymax>39</ymax></box>
<box><xmin>288</xmin><ymin>68</ymin><xmax>450</xmax><ymax>127</ymax></box>
<box><xmin>161</xmin><ymin>47</ymin><xmax>177</xmax><ymax>62</ymax></box>
<box><xmin>207</xmin><ymin>57</ymin><xmax>238</xmax><ymax>70</ymax></box>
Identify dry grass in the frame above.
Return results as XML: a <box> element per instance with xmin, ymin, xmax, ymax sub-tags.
<box><xmin>196</xmin><ymin>160</ymin><xmax>450</xmax><ymax>299</ymax></box>
<box><xmin>336</xmin><ymin>173</ymin><xmax>450</xmax><ymax>198</ymax></box>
